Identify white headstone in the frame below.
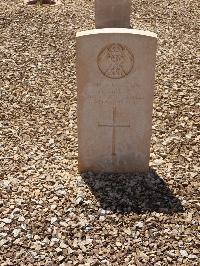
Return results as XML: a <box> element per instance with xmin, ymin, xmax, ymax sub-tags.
<box><xmin>95</xmin><ymin>0</ymin><xmax>131</xmax><ymax>28</ymax></box>
<box><xmin>76</xmin><ymin>28</ymin><xmax>157</xmax><ymax>173</ymax></box>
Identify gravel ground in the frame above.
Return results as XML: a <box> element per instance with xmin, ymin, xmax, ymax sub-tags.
<box><xmin>0</xmin><ymin>0</ymin><xmax>199</xmax><ymax>265</ymax></box>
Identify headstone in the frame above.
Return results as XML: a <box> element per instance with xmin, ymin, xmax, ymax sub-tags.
<box><xmin>95</xmin><ymin>0</ymin><xmax>131</xmax><ymax>28</ymax></box>
<box><xmin>76</xmin><ymin>28</ymin><xmax>157</xmax><ymax>173</ymax></box>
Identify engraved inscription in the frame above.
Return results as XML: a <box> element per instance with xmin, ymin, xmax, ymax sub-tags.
<box><xmin>88</xmin><ymin>96</ymin><xmax>144</xmax><ymax>105</ymax></box>
<box><xmin>86</xmin><ymin>89</ymin><xmax>144</xmax><ymax>105</ymax></box>
<box><xmin>97</xmin><ymin>43</ymin><xmax>134</xmax><ymax>79</ymax></box>
<box><xmin>86</xmin><ymin>84</ymin><xmax>144</xmax><ymax>105</ymax></box>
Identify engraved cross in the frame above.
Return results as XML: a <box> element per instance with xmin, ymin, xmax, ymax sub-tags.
<box><xmin>98</xmin><ymin>106</ymin><xmax>130</xmax><ymax>157</ymax></box>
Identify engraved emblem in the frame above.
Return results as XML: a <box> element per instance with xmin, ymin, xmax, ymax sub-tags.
<box><xmin>97</xmin><ymin>43</ymin><xmax>134</xmax><ymax>79</ymax></box>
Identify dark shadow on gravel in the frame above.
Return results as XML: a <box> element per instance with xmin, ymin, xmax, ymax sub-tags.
<box><xmin>81</xmin><ymin>168</ymin><xmax>184</xmax><ymax>214</ymax></box>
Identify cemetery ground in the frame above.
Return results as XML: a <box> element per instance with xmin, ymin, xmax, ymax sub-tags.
<box><xmin>0</xmin><ymin>0</ymin><xmax>199</xmax><ymax>265</ymax></box>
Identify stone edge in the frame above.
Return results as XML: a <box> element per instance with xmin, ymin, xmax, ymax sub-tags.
<box><xmin>76</xmin><ymin>28</ymin><xmax>157</xmax><ymax>39</ymax></box>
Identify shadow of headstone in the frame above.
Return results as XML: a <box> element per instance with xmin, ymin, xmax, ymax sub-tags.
<box><xmin>81</xmin><ymin>168</ymin><xmax>184</xmax><ymax>214</ymax></box>
<box><xmin>25</xmin><ymin>0</ymin><xmax>59</xmax><ymax>5</ymax></box>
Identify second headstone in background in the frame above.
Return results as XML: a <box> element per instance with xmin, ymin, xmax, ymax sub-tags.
<box><xmin>95</xmin><ymin>0</ymin><xmax>131</xmax><ymax>29</ymax></box>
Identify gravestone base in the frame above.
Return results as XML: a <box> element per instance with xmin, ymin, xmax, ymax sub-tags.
<box><xmin>76</xmin><ymin>29</ymin><xmax>157</xmax><ymax>173</ymax></box>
